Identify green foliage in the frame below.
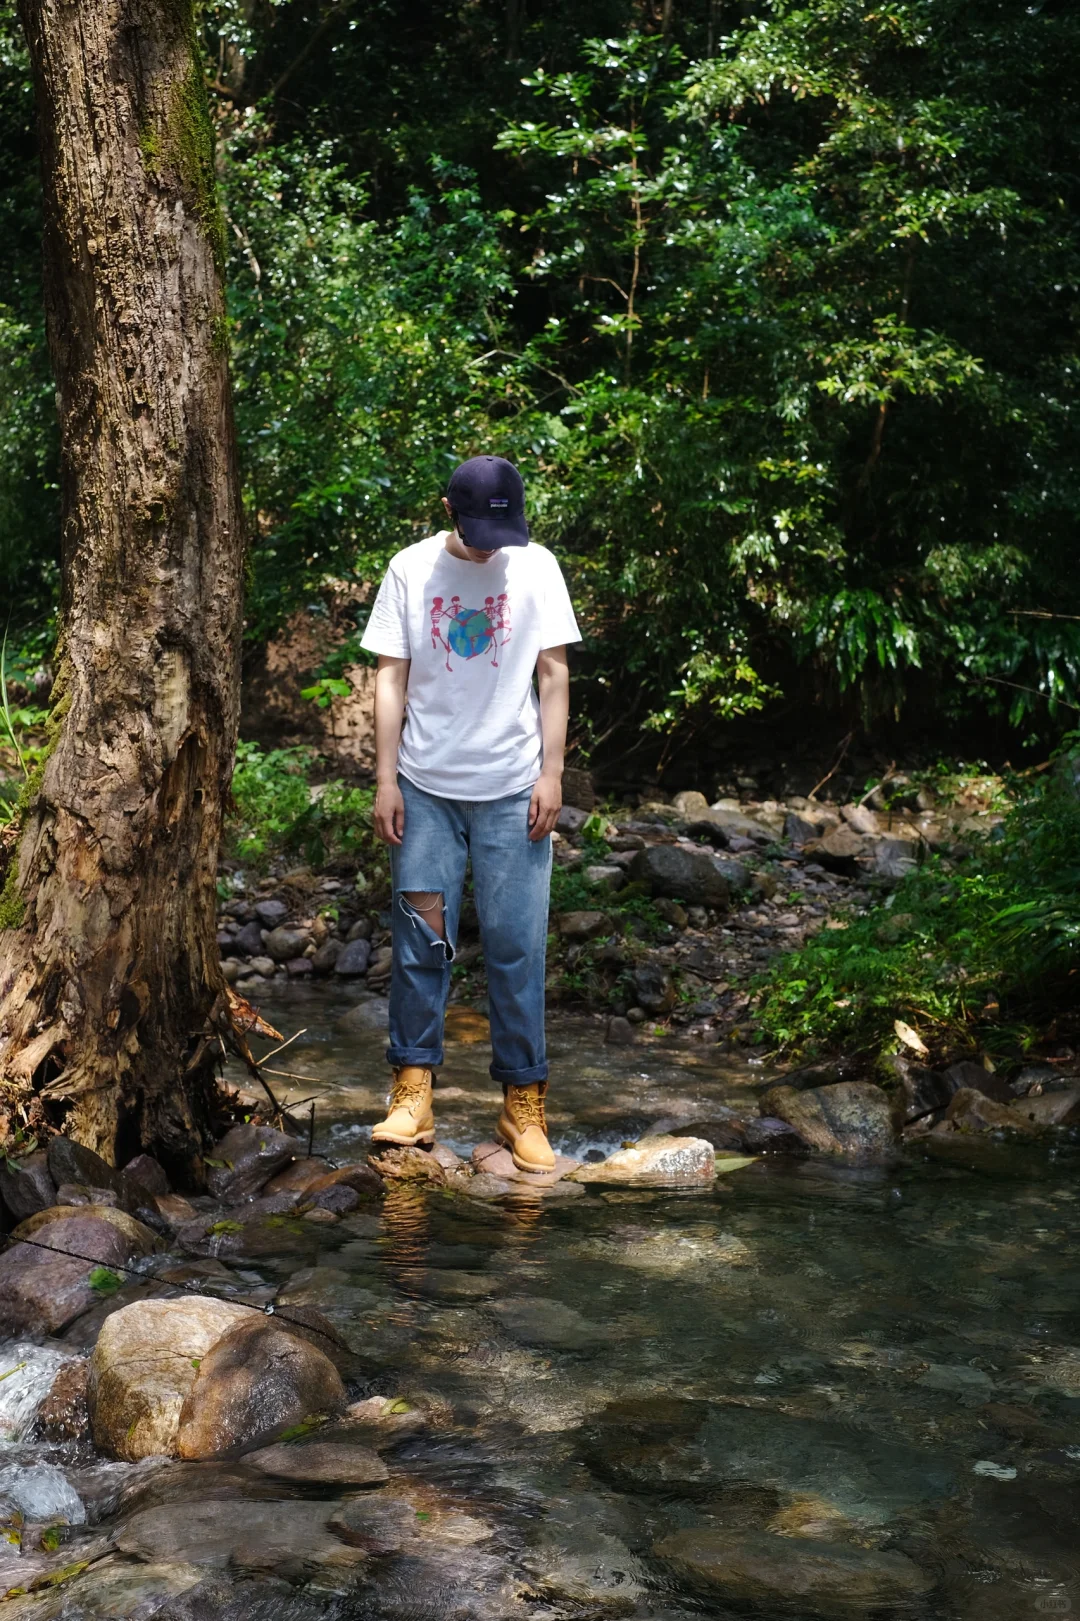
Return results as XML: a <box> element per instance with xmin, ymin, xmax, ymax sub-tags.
<box><xmin>226</xmin><ymin>740</ymin><xmax>377</xmax><ymax>871</ymax></box>
<box><xmin>753</xmin><ymin>766</ymin><xmax>1080</xmax><ymax>1059</ymax></box>
<box><xmin>87</xmin><ymin>1267</ymin><xmax>123</xmax><ymax>1296</ymax></box>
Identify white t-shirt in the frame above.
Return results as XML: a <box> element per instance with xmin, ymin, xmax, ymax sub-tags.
<box><xmin>359</xmin><ymin>532</ymin><xmax>581</xmax><ymax>800</ymax></box>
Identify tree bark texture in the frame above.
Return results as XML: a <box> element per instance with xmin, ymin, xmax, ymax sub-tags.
<box><xmin>0</xmin><ymin>0</ymin><xmax>244</xmax><ymax>1170</ymax></box>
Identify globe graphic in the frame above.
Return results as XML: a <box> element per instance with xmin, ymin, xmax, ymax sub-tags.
<box><xmin>448</xmin><ymin>607</ymin><xmax>493</xmax><ymax>660</ymax></box>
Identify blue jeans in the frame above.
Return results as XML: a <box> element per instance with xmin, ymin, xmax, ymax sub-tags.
<box><xmin>387</xmin><ymin>775</ymin><xmax>553</xmax><ymax>1086</ymax></box>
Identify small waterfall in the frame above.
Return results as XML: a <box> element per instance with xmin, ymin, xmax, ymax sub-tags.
<box><xmin>0</xmin><ymin>1461</ymin><xmax>86</xmax><ymax>1525</ymax></box>
<box><xmin>0</xmin><ymin>1342</ymin><xmax>72</xmax><ymax>1445</ymax></box>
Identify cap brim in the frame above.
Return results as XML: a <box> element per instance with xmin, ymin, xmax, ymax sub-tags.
<box><xmin>457</xmin><ymin>512</ymin><xmax>529</xmax><ymax>550</ymax></box>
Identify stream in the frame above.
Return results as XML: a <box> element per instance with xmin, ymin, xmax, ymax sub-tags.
<box><xmin>3</xmin><ymin>985</ymin><xmax>1080</xmax><ymax>1619</ymax></box>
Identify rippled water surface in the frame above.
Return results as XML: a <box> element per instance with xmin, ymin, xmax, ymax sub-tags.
<box><xmin>4</xmin><ymin>985</ymin><xmax>1080</xmax><ymax>1619</ymax></box>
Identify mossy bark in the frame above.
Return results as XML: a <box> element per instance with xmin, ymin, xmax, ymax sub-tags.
<box><xmin>0</xmin><ymin>0</ymin><xmax>245</xmax><ymax>1171</ymax></box>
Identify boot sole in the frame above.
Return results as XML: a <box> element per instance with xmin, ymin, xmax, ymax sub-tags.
<box><xmin>371</xmin><ymin>1128</ymin><xmax>436</xmax><ymax>1148</ymax></box>
<box><xmin>496</xmin><ymin>1127</ymin><xmax>555</xmax><ymax>1176</ymax></box>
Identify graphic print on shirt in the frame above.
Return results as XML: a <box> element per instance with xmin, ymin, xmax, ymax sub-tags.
<box><xmin>429</xmin><ymin>591</ymin><xmax>512</xmax><ymax>672</ymax></box>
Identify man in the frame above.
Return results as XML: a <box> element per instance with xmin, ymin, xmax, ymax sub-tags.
<box><xmin>360</xmin><ymin>454</ymin><xmax>580</xmax><ymax>1172</ymax></box>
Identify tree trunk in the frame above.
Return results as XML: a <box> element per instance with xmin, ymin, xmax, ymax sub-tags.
<box><xmin>0</xmin><ymin>0</ymin><xmax>245</xmax><ymax>1174</ymax></box>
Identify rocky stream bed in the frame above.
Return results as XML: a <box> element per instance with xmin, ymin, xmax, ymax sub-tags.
<box><xmin>1</xmin><ymin>988</ymin><xmax>1080</xmax><ymax>1620</ymax></box>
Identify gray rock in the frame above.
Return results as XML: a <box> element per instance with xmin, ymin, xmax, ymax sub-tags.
<box><xmin>232</xmin><ymin>920</ymin><xmax>265</xmax><ymax>957</ymax></box>
<box><xmin>285</xmin><ymin>956</ymin><xmax>313</xmax><ymax>977</ymax></box>
<box><xmin>839</xmin><ymin>802</ymin><xmax>881</xmax><ymax>834</ymax></box>
<box><xmin>47</xmin><ymin>1137</ymin><xmax>124</xmax><ymax>1199</ymax></box>
<box><xmin>249</xmin><ymin>955</ymin><xmax>277</xmax><ymax>978</ymax></box>
<box><xmin>0</xmin><ymin>1206</ymin><xmax>159</xmax><ymax>1335</ymax></box>
<box><xmin>346</xmin><ymin>917</ymin><xmax>373</xmax><ymax>943</ymax></box>
<box><xmin>628</xmin><ymin>844</ymin><xmax>731</xmax><ymax>907</ymax></box>
<box><xmin>759</xmin><ymin>1081</ymin><xmax>896</xmax><ymax>1156</ymax></box>
<box><xmin>556</xmin><ymin>910</ymin><xmax>609</xmax><ymax>940</ymax></box>
<box><xmin>569</xmin><ymin>1135</ymin><xmax>716</xmax><ymax>1186</ymax></box>
<box><xmin>700</xmin><ymin>806</ymin><xmax>776</xmax><ymax>842</ymax></box>
<box><xmin>1016</xmin><ymin>1088</ymin><xmax>1080</xmax><ymax>1127</ymax></box>
<box><xmin>584</xmin><ymin>864</ymin><xmax>625</xmax><ymax>892</ymax></box>
<box><xmin>803</xmin><ymin>824</ymin><xmax>867</xmax><ymax>873</ymax></box>
<box><xmin>672</xmin><ymin>790</ymin><xmax>710</xmax><ymax>815</ymax></box>
<box><xmin>264</xmin><ymin>926</ymin><xmax>311</xmax><ymax>963</ymax></box>
<box><xmin>655</xmin><ymin>1527</ymin><xmax>932</xmax><ymax>1614</ymax></box>
<box><xmin>881</xmin><ymin>1055</ymin><xmax>960</xmax><ymax>1123</ymax></box>
<box><xmin>253</xmin><ymin>899</ymin><xmax>288</xmax><ymax>927</ymax></box>
<box><xmin>630</xmin><ymin>963</ymin><xmax>677</xmax><ymax>1015</ymax></box>
<box><xmin>113</xmin><ymin>1498</ymin><xmax>361</xmax><ymax>1578</ymax></box>
<box><xmin>243</xmin><ymin>1438</ymin><xmax>388</xmax><ymax>1486</ymax></box>
<box><xmin>784</xmin><ymin>810</ymin><xmax>826</xmax><ymax>845</ymax></box>
<box><xmin>338</xmin><ymin>996</ymin><xmax>389</xmax><ymax>1032</ymax></box>
<box><xmin>176</xmin><ymin>1316</ymin><xmax>346</xmax><ymax>1459</ymax></box>
<box><xmin>941</xmin><ymin>1087</ymin><xmax>1039</xmax><ymax>1135</ymax></box>
<box><xmin>556</xmin><ymin>805</ymin><xmax>589</xmax><ymax>834</ymax></box>
<box><xmin>122</xmin><ymin>1153</ymin><xmax>169</xmax><ymax>1198</ymax></box>
<box><xmin>943</xmin><ymin>1059</ymin><xmax>1014</xmax><ymax>1104</ymax></box>
<box><xmin>206</xmin><ymin>1123</ymin><xmax>296</xmax><ymax>1201</ymax></box>
<box><xmin>562</xmin><ymin>766</ymin><xmax>595</xmax><ymax>811</ymax></box>
<box><xmin>334</xmin><ymin>937</ymin><xmax>372</xmax><ymax>976</ymax></box>
<box><xmin>326</xmin><ymin>1494</ymin><xmax>420</xmax><ymax>1554</ymax></box>
<box><xmin>0</xmin><ymin>1151</ymin><xmax>56</xmax><ymax>1222</ymax></box>
<box><xmin>866</xmin><ymin>835</ymin><xmax>919</xmax><ymax>881</ymax></box>
<box><xmin>57</xmin><ymin>1180</ymin><xmax>120</xmax><ymax>1206</ymax></box>
<box><xmin>311</xmin><ymin>938</ymin><xmax>343</xmax><ymax>974</ymax></box>
<box><xmin>709</xmin><ymin>855</ymin><xmax>750</xmax><ymax>892</ymax></box>
<box><xmin>654</xmin><ymin>898</ymin><xmax>687</xmax><ymax>928</ymax></box>
<box><xmin>605</xmin><ymin>1016</ymin><xmax>635</xmax><ymax>1045</ymax></box>
<box><xmin>221</xmin><ymin>959</ymin><xmax>240</xmax><ymax>984</ymax></box>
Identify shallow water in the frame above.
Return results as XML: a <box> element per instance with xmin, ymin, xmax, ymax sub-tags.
<box><xmin>6</xmin><ymin>986</ymin><xmax>1080</xmax><ymax>1619</ymax></box>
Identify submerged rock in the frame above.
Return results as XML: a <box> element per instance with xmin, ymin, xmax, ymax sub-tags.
<box><xmin>758</xmin><ymin>1081</ymin><xmax>896</xmax><ymax>1156</ymax></box>
<box><xmin>176</xmin><ymin>1315</ymin><xmax>346</xmax><ymax>1459</ymax></box>
<box><xmin>113</xmin><ymin>1498</ymin><xmax>363</xmax><ymax>1579</ymax></box>
<box><xmin>243</xmin><ymin>1437</ymin><xmax>388</xmax><ymax>1486</ymax></box>
<box><xmin>89</xmin><ymin>1296</ymin><xmax>250</xmax><ymax>1460</ymax></box>
<box><xmin>206</xmin><ymin>1123</ymin><xmax>296</xmax><ymax>1201</ymax></box>
<box><xmin>655</xmin><ymin>1527</ymin><xmax>932</xmax><ymax>1615</ymax></box>
<box><xmin>568</xmin><ymin>1135</ymin><xmax>716</xmax><ymax>1187</ymax></box>
<box><xmin>0</xmin><ymin>1206</ymin><xmax>159</xmax><ymax>1335</ymax></box>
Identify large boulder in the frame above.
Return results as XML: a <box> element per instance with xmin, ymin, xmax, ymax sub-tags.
<box><xmin>654</xmin><ymin>1528</ymin><xmax>932</xmax><ymax>1616</ymax></box>
<box><xmin>569</xmin><ymin>1136</ymin><xmax>716</xmax><ymax>1187</ymax></box>
<box><xmin>0</xmin><ymin>1205</ymin><xmax>159</xmax><ymax>1335</ymax></box>
<box><xmin>0</xmin><ymin>1151</ymin><xmax>56</xmax><ymax>1222</ymax></box>
<box><xmin>176</xmin><ymin>1316</ymin><xmax>346</xmax><ymax>1459</ymax></box>
<box><xmin>206</xmin><ymin>1123</ymin><xmax>296</xmax><ymax>1201</ymax></box>
<box><xmin>758</xmin><ymin>1081</ymin><xmax>896</xmax><ymax>1157</ymax></box>
<box><xmin>88</xmin><ymin>1296</ymin><xmax>250</xmax><ymax>1460</ymax></box>
<box><xmin>628</xmin><ymin>845</ymin><xmax>731</xmax><ymax>908</ymax></box>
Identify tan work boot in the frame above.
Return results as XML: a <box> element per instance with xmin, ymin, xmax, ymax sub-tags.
<box><xmin>371</xmin><ymin>1067</ymin><xmax>435</xmax><ymax>1147</ymax></box>
<box><xmin>497</xmin><ymin>1081</ymin><xmax>555</xmax><ymax>1173</ymax></box>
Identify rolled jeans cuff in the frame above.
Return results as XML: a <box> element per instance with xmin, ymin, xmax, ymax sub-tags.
<box><xmin>491</xmin><ymin>1059</ymin><xmax>549</xmax><ymax>1087</ymax></box>
<box><xmin>387</xmin><ymin>1044</ymin><xmax>445</xmax><ymax>1070</ymax></box>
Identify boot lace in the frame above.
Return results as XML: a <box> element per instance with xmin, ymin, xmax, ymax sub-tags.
<box><xmin>391</xmin><ymin>1069</ymin><xmax>430</xmax><ymax>1112</ymax></box>
<box><xmin>509</xmin><ymin>1085</ymin><xmax>547</xmax><ymax>1132</ymax></box>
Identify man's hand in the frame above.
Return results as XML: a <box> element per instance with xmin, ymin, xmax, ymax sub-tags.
<box><xmin>374</xmin><ymin>782</ymin><xmax>405</xmax><ymax>846</ymax></box>
<box><xmin>528</xmin><ymin>772</ymin><xmax>562</xmax><ymax>842</ymax></box>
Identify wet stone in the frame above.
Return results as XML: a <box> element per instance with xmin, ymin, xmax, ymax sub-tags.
<box><xmin>264</xmin><ymin>925</ymin><xmax>311</xmax><ymax>962</ymax></box>
<box><xmin>36</xmin><ymin>1356</ymin><xmax>90</xmax><ymax>1441</ymax></box>
<box><xmin>122</xmin><ymin>1152</ymin><xmax>170</xmax><ymax>1198</ymax></box>
<box><xmin>232</xmin><ymin>920</ymin><xmax>265</xmax><ymax>957</ymax></box>
<box><xmin>655</xmin><ymin>1527</ymin><xmax>933</xmax><ymax>1616</ymax></box>
<box><xmin>338</xmin><ymin>996</ymin><xmax>390</xmax><ymax>1031</ymax></box>
<box><xmin>569</xmin><ymin>1135</ymin><xmax>716</xmax><ymax>1187</ymax></box>
<box><xmin>490</xmin><ymin>1296</ymin><xmax>614</xmax><ymax>1350</ymax></box>
<box><xmin>206</xmin><ymin>1123</ymin><xmax>297</xmax><ymax>1201</ymax></box>
<box><xmin>176</xmin><ymin>1315</ymin><xmax>346</xmax><ymax>1459</ymax></box>
<box><xmin>113</xmin><ymin>1498</ymin><xmax>363</xmax><ymax>1578</ymax></box>
<box><xmin>311</xmin><ymin>938</ymin><xmax>343</xmax><ymax>973</ymax></box>
<box><xmin>744</xmin><ymin>1115</ymin><xmax>813</xmax><ymax>1154</ymax></box>
<box><xmin>47</xmin><ymin>1137</ymin><xmax>124</xmax><ymax>1200</ymax></box>
<box><xmin>243</xmin><ymin>1438</ymin><xmax>388</xmax><ymax>1486</ymax></box>
<box><xmin>759</xmin><ymin>1081</ymin><xmax>896</xmax><ymax>1156</ymax></box>
<box><xmin>0</xmin><ymin>1206</ymin><xmax>159</xmax><ymax>1335</ymax></box>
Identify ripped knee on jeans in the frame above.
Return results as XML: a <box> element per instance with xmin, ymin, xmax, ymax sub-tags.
<box><xmin>401</xmin><ymin>890</ymin><xmax>446</xmax><ymax>941</ymax></box>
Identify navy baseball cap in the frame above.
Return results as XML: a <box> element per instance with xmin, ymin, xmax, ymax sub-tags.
<box><xmin>446</xmin><ymin>455</ymin><xmax>529</xmax><ymax>550</ymax></box>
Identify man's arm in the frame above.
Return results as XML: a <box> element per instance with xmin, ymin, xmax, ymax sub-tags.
<box><xmin>373</xmin><ymin>655</ymin><xmax>410</xmax><ymax>845</ymax></box>
<box><xmin>529</xmin><ymin>645</ymin><xmax>569</xmax><ymax>842</ymax></box>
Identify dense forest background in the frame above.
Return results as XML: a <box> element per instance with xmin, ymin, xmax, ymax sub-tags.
<box><xmin>2</xmin><ymin>0</ymin><xmax>1079</xmax><ymax>771</ymax></box>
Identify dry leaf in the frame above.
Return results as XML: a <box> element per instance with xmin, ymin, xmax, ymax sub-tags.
<box><xmin>893</xmin><ymin>1018</ymin><xmax>929</xmax><ymax>1058</ymax></box>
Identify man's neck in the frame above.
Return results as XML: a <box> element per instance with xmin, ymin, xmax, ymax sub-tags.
<box><xmin>444</xmin><ymin>528</ymin><xmax>496</xmax><ymax>566</ymax></box>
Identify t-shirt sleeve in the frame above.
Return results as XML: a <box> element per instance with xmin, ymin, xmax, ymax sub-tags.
<box><xmin>538</xmin><ymin>554</ymin><xmax>582</xmax><ymax>649</ymax></box>
<box><xmin>360</xmin><ymin>559</ymin><xmax>411</xmax><ymax>658</ymax></box>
